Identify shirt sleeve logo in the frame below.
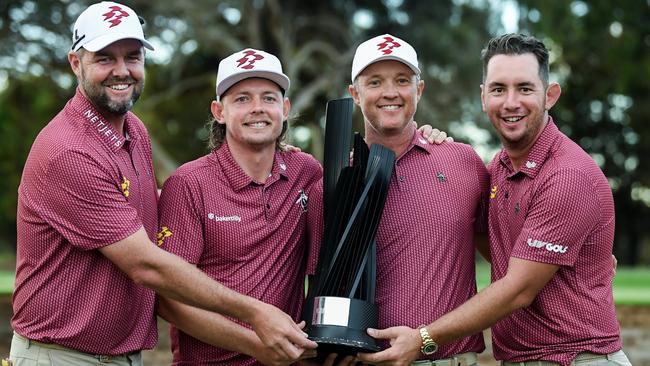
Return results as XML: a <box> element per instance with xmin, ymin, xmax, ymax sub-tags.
<box><xmin>120</xmin><ymin>176</ymin><xmax>131</xmax><ymax>198</ymax></box>
<box><xmin>527</xmin><ymin>238</ymin><xmax>568</xmax><ymax>254</ymax></box>
<box><xmin>295</xmin><ymin>189</ymin><xmax>308</xmax><ymax>212</ymax></box>
<box><xmin>157</xmin><ymin>226</ymin><xmax>173</xmax><ymax>246</ymax></box>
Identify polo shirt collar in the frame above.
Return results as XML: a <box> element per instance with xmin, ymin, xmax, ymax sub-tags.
<box><xmin>391</xmin><ymin>130</ymin><xmax>432</xmax><ymax>162</ymax></box>
<box><xmin>499</xmin><ymin>116</ymin><xmax>560</xmax><ymax>178</ymax></box>
<box><xmin>68</xmin><ymin>88</ymin><xmax>139</xmax><ymax>152</ymax></box>
<box><xmin>214</xmin><ymin>140</ymin><xmax>289</xmax><ymax>191</ymax></box>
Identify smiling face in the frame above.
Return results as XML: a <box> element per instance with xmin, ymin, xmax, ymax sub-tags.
<box><xmin>69</xmin><ymin>39</ymin><xmax>145</xmax><ymax>120</ymax></box>
<box><xmin>211</xmin><ymin>77</ymin><xmax>289</xmax><ymax>151</ymax></box>
<box><xmin>349</xmin><ymin>60</ymin><xmax>424</xmax><ymax>139</ymax></box>
<box><xmin>481</xmin><ymin>53</ymin><xmax>560</xmax><ymax>155</ymax></box>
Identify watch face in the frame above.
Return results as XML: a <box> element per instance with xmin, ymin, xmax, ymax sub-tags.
<box><xmin>422</xmin><ymin>343</ymin><xmax>437</xmax><ymax>354</ymax></box>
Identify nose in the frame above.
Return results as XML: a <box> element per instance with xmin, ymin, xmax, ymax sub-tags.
<box><xmin>250</xmin><ymin>96</ymin><xmax>264</xmax><ymax>114</ymax></box>
<box><xmin>503</xmin><ymin>90</ymin><xmax>520</xmax><ymax>109</ymax></box>
<box><xmin>381</xmin><ymin>81</ymin><xmax>399</xmax><ymax>98</ymax></box>
<box><xmin>112</xmin><ymin>57</ymin><xmax>129</xmax><ymax>77</ymax></box>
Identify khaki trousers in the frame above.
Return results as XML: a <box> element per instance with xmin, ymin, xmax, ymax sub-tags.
<box><xmin>9</xmin><ymin>332</ymin><xmax>143</xmax><ymax>366</ymax></box>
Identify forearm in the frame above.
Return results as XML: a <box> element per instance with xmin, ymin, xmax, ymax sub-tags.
<box><xmin>426</xmin><ymin>258</ymin><xmax>558</xmax><ymax>345</ymax></box>
<box><xmin>425</xmin><ymin>276</ymin><xmax>526</xmax><ymax>345</ymax></box>
<box><xmin>156</xmin><ymin>296</ymin><xmax>260</xmax><ymax>356</ymax></box>
<box><xmin>137</xmin><ymin>247</ymin><xmax>264</xmax><ymax>324</ymax></box>
<box><xmin>100</xmin><ymin>228</ymin><xmax>264</xmax><ymax>324</ymax></box>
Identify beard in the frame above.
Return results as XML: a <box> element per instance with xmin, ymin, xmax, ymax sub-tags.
<box><xmin>80</xmin><ymin>68</ymin><xmax>144</xmax><ymax>117</ymax></box>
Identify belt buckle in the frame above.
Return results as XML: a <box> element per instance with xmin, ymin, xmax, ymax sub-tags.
<box><xmin>97</xmin><ymin>355</ymin><xmax>112</xmax><ymax>363</ymax></box>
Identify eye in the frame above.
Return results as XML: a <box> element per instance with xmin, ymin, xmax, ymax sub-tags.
<box><xmin>367</xmin><ymin>79</ymin><xmax>380</xmax><ymax>87</ymax></box>
<box><xmin>263</xmin><ymin>95</ymin><xmax>277</xmax><ymax>103</ymax></box>
<box><xmin>234</xmin><ymin>95</ymin><xmax>249</xmax><ymax>103</ymax></box>
<box><xmin>96</xmin><ymin>56</ymin><xmax>111</xmax><ymax>64</ymax></box>
<box><xmin>491</xmin><ymin>87</ymin><xmax>504</xmax><ymax>94</ymax></box>
<box><xmin>520</xmin><ymin>87</ymin><xmax>533</xmax><ymax>94</ymax></box>
<box><xmin>397</xmin><ymin>77</ymin><xmax>411</xmax><ymax>85</ymax></box>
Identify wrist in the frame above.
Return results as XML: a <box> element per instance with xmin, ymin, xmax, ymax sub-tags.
<box><xmin>418</xmin><ymin>326</ymin><xmax>438</xmax><ymax>356</ymax></box>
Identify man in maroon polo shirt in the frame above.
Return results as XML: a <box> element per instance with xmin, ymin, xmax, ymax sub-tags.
<box><xmin>11</xmin><ymin>3</ymin><xmax>315</xmax><ymax>365</ymax></box>
<box><xmin>155</xmin><ymin>49</ymin><xmax>324</xmax><ymax>366</ymax></box>
<box><xmin>345</xmin><ymin>34</ymin><xmax>490</xmax><ymax>366</ymax></box>
<box><xmin>360</xmin><ymin>34</ymin><xmax>631</xmax><ymax>366</ymax></box>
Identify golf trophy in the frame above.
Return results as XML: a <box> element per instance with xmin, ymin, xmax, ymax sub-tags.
<box><xmin>303</xmin><ymin>98</ymin><xmax>395</xmax><ymax>358</ymax></box>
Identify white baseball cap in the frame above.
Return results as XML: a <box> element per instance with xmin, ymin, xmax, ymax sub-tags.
<box><xmin>351</xmin><ymin>34</ymin><xmax>420</xmax><ymax>82</ymax></box>
<box><xmin>71</xmin><ymin>1</ymin><xmax>154</xmax><ymax>52</ymax></box>
<box><xmin>216</xmin><ymin>48</ymin><xmax>290</xmax><ymax>100</ymax></box>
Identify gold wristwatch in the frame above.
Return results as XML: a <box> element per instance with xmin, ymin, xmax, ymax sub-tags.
<box><xmin>419</xmin><ymin>327</ymin><xmax>438</xmax><ymax>355</ymax></box>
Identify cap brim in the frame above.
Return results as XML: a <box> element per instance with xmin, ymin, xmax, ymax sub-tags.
<box><xmin>217</xmin><ymin>70</ymin><xmax>290</xmax><ymax>98</ymax></box>
<box><xmin>353</xmin><ymin>55</ymin><xmax>420</xmax><ymax>81</ymax></box>
<box><xmin>80</xmin><ymin>34</ymin><xmax>155</xmax><ymax>52</ymax></box>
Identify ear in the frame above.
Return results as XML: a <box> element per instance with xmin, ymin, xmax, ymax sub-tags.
<box><xmin>348</xmin><ymin>84</ymin><xmax>360</xmax><ymax>106</ymax></box>
<box><xmin>211</xmin><ymin>100</ymin><xmax>226</xmax><ymax>125</ymax></box>
<box><xmin>544</xmin><ymin>82</ymin><xmax>561</xmax><ymax>110</ymax></box>
<box><xmin>416</xmin><ymin>79</ymin><xmax>424</xmax><ymax>102</ymax></box>
<box><xmin>68</xmin><ymin>51</ymin><xmax>82</xmax><ymax>79</ymax></box>
<box><xmin>480</xmin><ymin>84</ymin><xmax>487</xmax><ymax>112</ymax></box>
<box><xmin>283</xmin><ymin>97</ymin><xmax>291</xmax><ymax>121</ymax></box>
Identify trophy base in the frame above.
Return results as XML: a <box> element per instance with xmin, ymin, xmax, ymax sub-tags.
<box><xmin>303</xmin><ymin>296</ymin><xmax>382</xmax><ymax>357</ymax></box>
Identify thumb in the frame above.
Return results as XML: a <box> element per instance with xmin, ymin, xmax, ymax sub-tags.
<box><xmin>367</xmin><ymin>327</ymin><xmax>394</xmax><ymax>340</ymax></box>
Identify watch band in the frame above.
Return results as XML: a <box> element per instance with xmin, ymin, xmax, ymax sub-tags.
<box><xmin>419</xmin><ymin>327</ymin><xmax>438</xmax><ymax>355</ymax></box>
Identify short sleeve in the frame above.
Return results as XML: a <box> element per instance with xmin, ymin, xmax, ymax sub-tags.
<box><xmin>157</xmin><ymin>174</ymin><xmax>205</xmax><ymax>264</ymax></box>
<box><xmin>39</xmin><ymin>149</ymin><xmax>141</xmax><ymax>250</ymax></box>
<box><xmin>511</xmin><ymin>169</ymin><xmax>601</xmax><ymax>266</ymax></box>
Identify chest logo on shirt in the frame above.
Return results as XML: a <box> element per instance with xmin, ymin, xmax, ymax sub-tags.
<box><xmin>157</xmin><ymin>226</ymin><xmax>173</xmax><ymax>246</ymax></box>
<box><xmin>527</xmin><ymin>238</ymin><xmax>568</xmax><ymax>254</ymax></box>
<box><xmin>436</xmin><ymin>172</ymin><xmax>446</xmax><ymax>183</ymax></box>
<box><xmin>490</xmin><ymin>185</ymin><xmax>498</xmax><ymax>199</ymax></box>
<box><xmin>525</xmin><ymin>160</ymin><xmax>537</xmax><ymax>169</ymax></box>
<box><xmin>207</xmin><ymin>213</ymin><xmax>242</xmax><ymax>222</ymax></box>
<box><xmin>120</xmin><ymin>176</ymin><xmax>130</xmax><ymax>198</ymax></box>
<box><xmin>295</xmin><ymin>189</ymin><xmax>308</xmax><ymax>212</ymax></box>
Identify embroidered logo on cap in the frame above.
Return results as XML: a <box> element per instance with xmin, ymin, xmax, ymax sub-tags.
<box><xmin>120</xmin><ymin>176</ymin><xmax>130</xmax><ymax>198</ymax></box>
<box><xmin>377</xmin><ymin>36</ymin><xmax>401</xmax><ymax>55</ymax></box>
<box><xmin>156</xmin><ymin>226</ymin><xmax>172</xmax><ymax>246</ymax></box>
<box><xmin>102</xmin><ymin>5</ymin><xmax>130</xmax><ymax>28</ymax></box>
<box><xmin>236</xmin><ymin>50</ymin><xmax>264</xmax><ymax>70</ymax></box>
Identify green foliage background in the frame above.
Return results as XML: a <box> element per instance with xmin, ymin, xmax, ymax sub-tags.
<box><xmin>0</xmin><ymin>0</ymin><xmax>648</xmax><ymax>263</ymax></box>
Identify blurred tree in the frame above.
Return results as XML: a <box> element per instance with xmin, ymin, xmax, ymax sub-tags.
<box><xmin>515</xmin><ymin>0</ymin><xmax>650</xmax><ymax>264</ymax></box>
<box><xmin>9</xmin><ymin>0</ymin><xmax>646</xmax><ymax>266</ymax></box>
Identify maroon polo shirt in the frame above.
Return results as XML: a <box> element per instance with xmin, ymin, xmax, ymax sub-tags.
<box><xmin>375</xmin><ymin>132</ymin><xmax>490</xmax><ymax>359</ymax></box>
<box><xmin>488</xmin><ymin>118</ymin><xmax>622</xmax><ymax>365</ymax></box>
<box><xmin>157</xmin><ymin>141</ymin><xmax>323</xmax><ymax>365</ymax></box>
<box><xmin>13</xmin><ymin>88</ymin><xmax>159</xmax><ymax>355</ymax></box>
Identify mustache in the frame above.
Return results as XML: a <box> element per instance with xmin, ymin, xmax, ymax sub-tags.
<box><xmin>102</xmin><ymin>77</ymin><xmax>138</xmax><ymax>86</ymax></box>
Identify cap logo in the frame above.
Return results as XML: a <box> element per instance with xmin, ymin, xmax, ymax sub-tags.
<box><xmin>102</xmin><ymin>5</ymin><xmax>130</xmax><ymax>28</ymax></box>
<box><xmin>236</xmin><ymin>50</ymin><xmax>264</xmax><ymax>70</ymax></box>
<box><xmin>377</xmin><ymin>36</ymin><xmax>401</xmax><ymax>55</ymax></box>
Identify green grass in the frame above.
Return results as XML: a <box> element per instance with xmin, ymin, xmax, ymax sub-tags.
<box><xmin>476</xmin><ymin>263</ymin><xmax>650</xmax><ymax>305</ymax></box>
<box><xmin>0</xmin><ymin>265</ymin><xmax>648</xmax><ymax>305</ymax></box>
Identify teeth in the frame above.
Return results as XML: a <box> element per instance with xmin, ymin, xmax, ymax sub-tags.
<box><xmin>381</xmin><ymin>105</ymin><xmax>400</xmax><ymax>110</ymax></box>
<box><xmin>504</xmin><ymin>116</ymin><xmax>523</xmax><ymax>122</ymax></box>
<box><xmin>109</xmin><ymin>84</ymin><xmax>129</xmax><ymax>90</ymax></box>
<box><xmin>248</xmin><ymin>122</ymin><xmax>267</xmax><ymax>128</ymax></box>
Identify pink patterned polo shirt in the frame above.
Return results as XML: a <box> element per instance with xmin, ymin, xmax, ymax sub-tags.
<box><xmin>13</xmin><ymin>88</ymin><xmax>159</xmax><ymax>355</ymax></box>
<box><xmin>157</xmin><ymin>140</ymin><xmax>323</xmax><ymax>365</ymax></box>
<box><xmin>487</xmin><ymin>118</ymin><xmax>622</xmax><ymax>365</ymax></box>
<box><xmin>375</xmin><ymin>132</ymin><xmax>490</xmax><ymax>360</ymax></box>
